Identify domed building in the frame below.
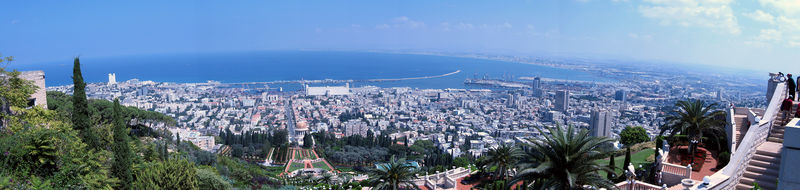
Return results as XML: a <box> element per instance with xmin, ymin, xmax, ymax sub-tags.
<box><xmin>295</xmin><ymin>120</ymin><xmax>309</xmax><ymax>136</ymax></box>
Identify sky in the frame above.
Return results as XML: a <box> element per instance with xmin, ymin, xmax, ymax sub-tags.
<box><xmin>1</xmin><ymin>0</ymin><xmax>798</xmax><ymax>72</ymax></box>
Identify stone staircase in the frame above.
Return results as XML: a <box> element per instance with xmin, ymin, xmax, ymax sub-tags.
<box><xmin>735</xmin><ymin>142</ymin><xmax>782</xmax><ymax>190</ymax></box>
<box><xmin>734</xmin><ymin>114</ymin><xmax>749</xmax><ymax>146</ymax></box>
<box><xmin>735</xmin><ymin>102</ymin><xmax>796</xmax><ymax>190</ymax></box>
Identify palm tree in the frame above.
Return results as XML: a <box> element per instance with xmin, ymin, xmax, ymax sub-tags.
<box><xmin>315</xmin><ymin>173</ymin><xmax>335</xmax><ymax>185</ymax></box>
<box><xmin>367</xmin><ymin>156</ymin><xmax>420</xmax><ymax>190</ymax></box>
<box><xmin>660</xmin><ymin>99</ymin><xmax>726</xmax><ymax>164</ymax></box>
<box><xmin>478</xmin><ymin>144</ymin><xmax>517</xmax><ymax>180</ymax></box>
<box><xmin>510</xmin><ymin>125</ymin><xmax>615</xmax><ymax>190</ymax></box>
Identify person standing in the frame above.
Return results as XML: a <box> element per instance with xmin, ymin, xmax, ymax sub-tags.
<box><xmin>796</xmin><ymin>75</ymin><xmax>799</xmax><ymax>100</ymax></box>
<box><xmin>788</xmin><ymin>74</ymin><xmax>797</xmax><ymax>101</ymax></box>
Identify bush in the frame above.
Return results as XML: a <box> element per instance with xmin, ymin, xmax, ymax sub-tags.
<box><xmin>717</xmin><ymin>151</ymin><xmax>731</xmax><ymax>169</ymax></box>
<box><xmin>133</xmin><ymin>159</ymin><xmax>198</xmax><ymax>190</ymax></box>
<box><xmin>196</xmin><ymin>167</ymin><xmax>232</xmax><ymax>190</ymax></box>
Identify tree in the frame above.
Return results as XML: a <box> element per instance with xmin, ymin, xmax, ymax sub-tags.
<box><xmin>176</xmin><ymin>133</ymin><xmax>181</xmax><ymax>148</ymax></box>
<box><xmin>111</xmin><ymin>99</ymin><xmax>133</xmax><ymax>189</ymax></box>
<box><xmin>478</xmin><ymin>144</ymin><xmax>516</xmax><ymax>180</ymax></box>
<box><xmin>303</xmin><ymin>134</ymin><xmax>313</xmax><ymax>148</ymax></box>
<box><xmin>619</xmin><ymin>126</ymin><xmax>649</xmax><ymax>147</ymax></box>
<box><xmin>367</xmin><ymin>156</ymin><xmax>420</xmax><ymax>190</ymax></box>
<box><xmin>453</xmin><ymin>156</ymin><xmax>470</xmax><ymax>168</ymax></box>
<box><xmin>510</xmin><ymin>125</ymin><xmax>615</xmax><ymax>189</ymax></box>
<box><xmin>71</xmin><ymin>57</ymin><xmax>99</xmax><ymax>149</ymax></box>
<box><xmin>622</xmin><ymin>147</ymin><xmax>631</xmax><ymax>178</ymax></box>
<box><xmin>660</xmin><ymin>99</ymin><xmax>726</xmax><ymax>164</ymax></box>
<box><xmin>607</xmin><ymin>154</ymin><xmax>615</xmax><ymax>180</ymax></box>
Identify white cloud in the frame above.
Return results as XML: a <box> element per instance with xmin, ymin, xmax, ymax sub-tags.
<box><xmin>743</xmin><ymin>8</ymin><xmax>800</xmax><ymax>48</ymax></box>
<box><xmin>638</xmin><ymin>0</ymin><xmax>741</xmax><ymax>35</ymax></box>
<box><xmin>755</xmin><ymin>29</ymin><xmax>782</xmax><ymax>42</ymax></box>
<box><xmin>375</xmin><ymin>24</ymin><xmax>390</xmax><ymax>29</ymax></box>
<box><xmin>440</xmin><ymin>22</ymin><xmax>475</xmax><ymax>31</ymax></box>
<box><xmin>502</xmin><ymin>22</ymin><xmax>513</xmax><ymax>29</ymax></box>
<box><xmin>777</xmin><ymin>16</ymin><xmax>800</xmax><ymax>32</ymax></box>
<box><xmin>375</xmin><ymin>16</ymin><xmax>425</xmax><ymax>30</ymax></box>
<box><xmin>759</xmin><ymin>0</ymin><xmax>800</xmax><ymax>16</ymax></box>
<box><xmin>744</xmin><ymin>10</ymin><xmax>775</xmax><ymax>24</ymax></box>
<box><xmin>628</xmin><ymin>33</ymin><xmax>654</xmax><ymax>41</ymax></box>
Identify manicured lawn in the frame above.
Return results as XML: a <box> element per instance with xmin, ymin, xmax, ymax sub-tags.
<box><xmin>312</xmin><ymin>161</ymin><xmax>332</xmax><ymax>171</ymax></box>
<box><xmin>288</xmin><ymin>162</ymin><xmax>305</xmax><ymax>172</ymax></box>
<box><xmin>596</xmin><ymin>149</ymin><xmax>656</xmax><ymax>178</ymax></box>
<box><xmin>293</xmin><ymin>150</ymin><xmax>302</xmax><ymax>160</ymax></box>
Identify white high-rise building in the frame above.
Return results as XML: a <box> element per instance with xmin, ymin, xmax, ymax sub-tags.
<box><xmin>108</xmin><ymin>73</ymin><xmax>116</xmax><ymax>85</ymax></box>
<box><xmin>590</xmin><ymin>109</ymin><xmax>613</xmax><ymax>138</ymax></box>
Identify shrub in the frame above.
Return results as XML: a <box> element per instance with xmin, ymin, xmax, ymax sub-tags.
<box><xmin>196</xmin><ymin>167</ymin><xmax>232</xmax><ymax>190</ymax></box>
<box><xmin>133</xmin><ymin>159</ymin><xmax>198</xmax><ymax>190</ymax></box>
<box><xmin>717</xmin><ymin>151</ymin><xmax>731</xmax><ymax>169</ymax></box>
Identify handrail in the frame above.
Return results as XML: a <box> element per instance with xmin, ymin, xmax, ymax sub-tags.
<box><xmin>661</xmin><ymin>162</ymin><xmax>689</xmax><ymax>176</ymax></box>
<box><xmin>712</xmin><ymin>82</ymin><xmax>786</xmax><ymax>189</ymax></box>
<box><xmin>616</xmin><ymin>181</ymin><xmax>666</xmax><ymax>190</ymax></box>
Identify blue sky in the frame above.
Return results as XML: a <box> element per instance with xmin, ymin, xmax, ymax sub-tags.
<box><xmin>1</xmin><ymin>0</ymin><xmax>798</xmax><ymax>72</ymax></box>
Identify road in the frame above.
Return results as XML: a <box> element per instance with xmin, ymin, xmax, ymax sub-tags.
<box><xmin>284</xmin><ymin>99</ymin><xmax>295</xmax><ymax>143</ymax></box>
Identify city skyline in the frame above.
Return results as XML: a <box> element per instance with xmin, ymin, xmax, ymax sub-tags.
<box><xmin>2</xmin><ymin>0</ymin><xmax>798</xmax><ymax>72</ymax></box>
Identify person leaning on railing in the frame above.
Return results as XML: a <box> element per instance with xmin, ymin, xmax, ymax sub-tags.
<box><xmin>782</xmin><ymin>96</ymin><xmax>793</xmax><ymax>123</ymax></box>
<box><xmin>789</xmin><ymin>74</ymin><xmax>797</xmax><ymax>101</ymax></box>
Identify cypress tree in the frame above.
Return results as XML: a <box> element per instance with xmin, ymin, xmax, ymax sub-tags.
<box><xmin>72</xmin><ymin>57</ymin><xmax>99</xmax><ymax>148</ymax></box>
<box><xmin>111</xmin><ymin>98</ymin><xmax>133</xmax><ymax>189</ymax></box>
<box><xmin>623</xmin><ymin>147</ymin><xmax>631</xmax><ymax>175</ymax></box>
<box><xmin>607</xmin><ymin>154</ymin><xmax>616</xmax><ymax>180</ymax></box>
<box><xmin>163</xmin><ymin>140</ymin><xmax>169</xmax><ymax>161</ymax></box>
<box><xmin>176</xmin><ymin>133</ymin><xmax>181</xmax><ymax>148</ymax></box>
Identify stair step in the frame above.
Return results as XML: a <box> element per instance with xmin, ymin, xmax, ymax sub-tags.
<box><xmin>749</xmin><ymin>159</ymin><xmax>780</xmax><ymax>169</ymax></box>
<box><xmin>735</xmin><ymin>184</ymin><xmax>754</xmax><ymax>190</ymax></box>
<box><xmin>767</xmin><ymin>137</ymin><xmax>784</xmax><ymax>143</ymax></box>
<box><xmin>745</xmin><ymin>165</ymin><xmax>780</xmax><ymax>176</ymax></box>
<box><xmin>744</xmin><ymin>171</ymin><xmax>779</xmax><ymax>180</ymax></box>
<box><xmin>753</xmin><ymin>154</ymin><xmax>781</xmax><ymax>163</ymax></box>
<box><xmin>740</xmin><ymin>177</ymin><xmax>778</xmax><ymax>190</ymax></box>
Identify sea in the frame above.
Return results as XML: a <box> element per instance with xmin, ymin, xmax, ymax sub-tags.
<box><xmin>17</xmin><ymin>51</ymin><xmax>612</xmax><ymax>90</ymax></box>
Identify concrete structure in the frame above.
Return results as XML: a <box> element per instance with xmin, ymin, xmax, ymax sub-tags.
<box><xmin>555</xmin><ymin>90</ymin><xmax>569</xmax><ymax>112</ymax></box>
<box><xmin>546</xmin><ymin>110</ymin><xmax>563</xmax><ymax>123</ymax></box>
<box><xmin>19</xmin><ymin>71</ymin><xmax>47</xmax><ymax>109</ymax></box>
<box><xmin>344</xmin><ymin>120</ymin><xmax>368</xmax><ymax>137</ymax></box>
<box><xmin>305</xmin><ymin>83</ymin><xmax>351</xmax><ymax>96</ymax></box>
<box><xmin>615</xmin><ymin>90</ymin><xmax>627</xmax><ymax>102</ymax></box>
<box><xmin>532</xmin><ymin>76</ymin><xmax>541</xmax><ymax>89</ymax></box>
<box><xmin>779</xmin><ymin>118</ymin><xmax>800</xmax><ymax>189</ymax></box>
<box><xmin>108</xmin><ymin>73</ymin><xmax>116</xmax><ymax>85</ymax></box>
<box><xmin>506</xmin><ymin>94</ymin><xmax>515</xmax><ymax>107</ymax></box>
<box><xmin>590</xmin><ymin>109</ymin><xmax>613</xmax><ymax>138</ymax></box>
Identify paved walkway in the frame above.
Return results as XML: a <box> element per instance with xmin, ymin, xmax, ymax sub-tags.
<box><xmin>666</xmin><ymin>146</ymin><xmax>719</xmax><ymax>181</ymax></box>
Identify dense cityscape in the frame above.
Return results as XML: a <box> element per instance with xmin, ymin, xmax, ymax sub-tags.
<box><xmin>4</xmin><ymin>1</ymin><xmax>800</xmax><ymax>190</ymax></box>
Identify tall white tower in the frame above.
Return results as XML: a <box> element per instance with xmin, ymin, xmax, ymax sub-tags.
<box><xmin>108</xmin><ymin>73</ymin><xmax>117</xmax><ymax>86</ymax></box>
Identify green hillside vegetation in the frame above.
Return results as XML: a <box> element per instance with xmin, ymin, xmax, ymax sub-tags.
<box><xmin>0</xmin><ymin>57</ymin><xmax>281</xmax><ymax>189</ymax></box>
<box><xmin>595</xmin><ymin>149</ymin><xmax>655</xmax><ymax>180</ymax></box>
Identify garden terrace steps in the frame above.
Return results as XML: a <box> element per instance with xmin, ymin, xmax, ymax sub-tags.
<box><xmin>736</xmin><ymin>141</ymin><xmax>782</xmax><ymax>190</ymax></box>
<box><xmin>734</xmin><ymin>115</ymin><xmax>749</xmax><ymax>147</ymax></box>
